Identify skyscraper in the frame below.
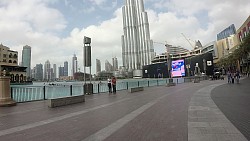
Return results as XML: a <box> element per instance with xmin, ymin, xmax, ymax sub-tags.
<box><xmin>44</xmin><ymin>60</ymin><xmax>51</xmax><ymax>81</ymax></box>
<box><xmin>58</xmin><ymin>66</ymin><xmax>64</xmax><ymax>78</ymax></box>
<box><xmin>64</xmin><ymin>61</ymin><xmax>68</xmax><ymax>76</ymax></box>
<box><xmin>72</xmin><ymin>54</ymin><xmax>78</xmax><ymax>76</ymax></box>
<box><xmin>105</xmin><ymin>60</ymin><xmax>113</xmax><ymax>72</ymax></box>
<box><xmin>121</xmin><ymin>0</ymin><xmax>154</xmax><ymax>71</ymax></box>
<box><xmin>96</xmin><ymin>59</ymin><xmax>101</xmax><ymax>75</ymax></box>
<box><xmin>22</xmin><ymin>45</ymin><xmax>31</xmax><ymax>79</ymax></box>
<box><xmin>35</xmin><ymin>64</ymin><xmax>43</xmax><ymax>81</ymax></box>
<box><xmin>112</xmin><ymin>57</ymin><xmax>118</xmax><ymax>71</ymax></box>
<box><xmin>52</xmin><ymin>64</ymin><xmax>57</xmax><ymax>80</ymax></box>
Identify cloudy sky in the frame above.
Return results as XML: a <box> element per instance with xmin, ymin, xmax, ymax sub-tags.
<box><xmin>0</xmin><ymin>0</ymin><xmax>249</xmax><ymax>75</ymax></box>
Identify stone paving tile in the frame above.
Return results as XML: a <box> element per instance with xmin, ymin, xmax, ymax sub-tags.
<box><xmin>0</xmin><ymin>79</ymin><xmax>249</xmax><ymax>141</ymax></box>
<box><xmin>211</xmin><ymin>77</ymin><xmax>250</xmax><ymax>140</ymax></box>
<box><xmin>188</xmin><ymin>82</ymin><xmax>248</xmax><ymax>141</ymax></box>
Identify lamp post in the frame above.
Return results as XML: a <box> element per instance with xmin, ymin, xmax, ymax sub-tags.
<box><xmin>83</xmin><ymin>36</ymin><xmax>93</xmax><ymax>95</ymax></box>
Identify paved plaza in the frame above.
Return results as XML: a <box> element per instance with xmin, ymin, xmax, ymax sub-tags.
<box><xmin>0</xmin><ymin>77</ymin><xmax>249</xmax><ymax>141</ymax></box>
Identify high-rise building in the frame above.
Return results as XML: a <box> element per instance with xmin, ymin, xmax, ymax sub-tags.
<box><xmin>96</xmin><ymin>59</ymin><xmax>101</xmax><ymax>75</ymax></box>
<box><xmin>64</xmin><ymin>61</ymin><xmax>68</xmax><ymax>76</ymax></box>
<box><xmin>72</xmin><ymin>54</ymin><xmax>78</xmax><ymax>76</ymax></box>
<box><xmin>44</xmin><ymin>60</ymin><xmax>51</xmax><ymax>81</ymax></box>
<box><xmin>58</xmin><ymin>66</ymin><xmax>64</xmax><ymax>78</ymax></box>
<box><xmin>105</xmin><ymin>60</ymin><xmax>113</xmax><ymax>72</ymax></box>
<box><xmin>22</xmin><ymin>45</ymin><xmax>31</xmax><ymax>79</ymax></box>
<box><xmin>35</xmin><ymin>64</ymin><xmax>43</xmax><ymax>81</ymax></box>
<box><xmin>112</xmin><ymin>57</ymin><xmax>118</xmax><ymax>71</ymax></box>
<box><xmin>121</xmin><ymin>0</ymin><xmax>154</xmax><ymax>71</ymax></box>
<box><xmin>217</xmin><ymin>24</ymin><xmax>236</xmax><ymax>41</ymax></box>
<box><xmin>52</xmin><ymin>64</ymin><xmax>57</xmax><ymax>80</ymax></box>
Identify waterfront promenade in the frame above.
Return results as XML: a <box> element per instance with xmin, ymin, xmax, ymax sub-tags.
<box><xmin>0</xmin><ymin>78</ymin><xmax>249</xmax><ymax>141</ymax></box>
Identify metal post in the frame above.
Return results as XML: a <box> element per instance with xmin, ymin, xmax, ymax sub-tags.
<box><xmin>127</xmin><ymin>82</ymin><xmax>128</xmax><ymax>90</ymax></box>
<box><xmin>148</xmin><ymin>80</ymin><xmax>149</xmax><ymax>87</ymax></box>
<box><xmin>98</xmin><ymin>84</ymin><xmax>100</xmax><ymax>93</ymax></box>
<box><xmin>11</xmin><ymin>87</ymin><xmax>13</xmax><ymax>98</ymax></box>
<box><xmin>70</xmin><ymin>85</ymin><xmax>73</xmax><ymax>96</ymax></box>
<box><xmin>138</xmin><ymin>81</ymin><xmax>140</xmax><ymax>87</ymax></box>
<box><xmin>43</xmin><ymin>86</ymin><xmax>46</xmax><ymax>100</ymax></box>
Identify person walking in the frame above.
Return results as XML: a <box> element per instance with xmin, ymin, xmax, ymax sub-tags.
<box><xmin>235</xmin><ymin>70</ymin><xmax>240</xmax><ymax>84</ymax></box>
<box><xmin>227</xmin><ymin>71</ymin><xmax>231</xmax><ymax>83</ymax></box>
<box><xmin>107</xmin><ymin>77</ymin><xmax>112</xmax><ymax>93</ymax></box>
<box><xmin>112</xmin><ymin>76</ymin><xmax>117</xmax><ymax>94</ymax></box>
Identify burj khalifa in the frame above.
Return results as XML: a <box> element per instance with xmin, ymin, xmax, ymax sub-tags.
<box><xmin>121</xmin><ymin>0</ymin><xmax>154</xmax><ymax>71</ymax></box>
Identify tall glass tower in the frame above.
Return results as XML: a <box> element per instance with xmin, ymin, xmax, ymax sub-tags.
<box><xmin>72</xmin><ymin>54</ymin><xmax>78</xmax><ymax>76</ymax></box>
<box><xmin>121</xmin><ymin>0</ymin><xmax>154</xmax><ymax>71</ymax></box>
<box><xmin>22</xmin><ymin>45</ymin><xmax>31</xmax><ymax>79</ymax></box>
<box><xmin>96</xmin><ymin>59</ymin><xmax>101</xmax><ymax>75</ymax></box>
<box><xmin>44</xmin><ymin>60</ymin><xmax>51</xmax><ymax>81</ymax></box>
<box><xmin>64</xmin><ymin>61</ymin><xmax>68</xmax><ymax>76</ymax></box>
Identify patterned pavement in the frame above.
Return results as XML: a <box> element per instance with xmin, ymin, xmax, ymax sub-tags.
<box><xmin>0</xmin><ymin>78</ymin><xmax>249</xmax><ymax>141</ymax></box>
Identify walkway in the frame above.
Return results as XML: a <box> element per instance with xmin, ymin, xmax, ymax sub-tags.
<box><xmin>0</xmin><ymin>78</ymin><xmax>249</xmax><ymax>141</ymax></box>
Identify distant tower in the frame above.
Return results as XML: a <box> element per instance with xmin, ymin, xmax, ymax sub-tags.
<box><xmin>58</xmin><ymin>66</ymin><xmax>64</xmax><ymax>78</ymax></box>
<box><xmin>35</xmin><ymin>64</ymin><xmax>43</xmax><ymax>81</ymax></box>
<box><xmin>72</xmin><ymin>54</ymin><xmax>78</xmax><ymax>76</ymax></box>
<box><xmin>112</xmin><ymin>57</ymin><xmax>118</xmax><ymax>71</ymax></box>
<box><xmin>96</xmin><ymin>59</ymin><xmax>101</xmax><ymax>75</ymax></box>
<box><xmin>53</xmin><ymin>64</ymin><xmax>57</xmax><ymax>79</ymax></box>
<box><xmin>121</xmin><ymin>0</ymin><xmax>154</xmax><ymax>71</ymax></box>
<box><xmin>105</xmin><ymin>60</ymin><xmax>112</xmax><ymax>72</ymax></box>
<box><xmin>44</xmin><ymin>60</ymin><xmax>51</xmax><ymax>81</ymax></box>
<box><xmin>64</xmin><ymin>61</ymin><xmax>68</xmax><ymax>76</ymax></box>
<box><xmin>22</xmin><ymin>45</ymin><xmax>31</xmax><ymax>79</ymax></box>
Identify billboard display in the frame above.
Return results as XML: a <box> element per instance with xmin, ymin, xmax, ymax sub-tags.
<box><xmin>171</xmin><ymin>59</ymin><xmax>185</xmax><ymax>77</ymax></box>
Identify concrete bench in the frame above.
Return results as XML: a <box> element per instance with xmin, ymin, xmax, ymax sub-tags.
<box><xmin>166</xmin><ymin>82</ymin><xmax>176</xmax><ymax>87</ymax></box>
<box><xmin>128</xmin><ymin>87</ymin><xmax>144</xmax><ymax>93</ymax></box>
<box><xmin>48</xmin><ymin>95</ymin><xmax>85</xmax><ymax>108</ymax></box>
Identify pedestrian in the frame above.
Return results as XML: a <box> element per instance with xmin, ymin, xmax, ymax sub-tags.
<box><xmin>112</xmin><ymin>76</ymin><xmax>116</xmax><ymax>94</ymax></box>
<box><xmin>107</xmin><ymin>77</ymin><xmax>112</xmax><ymax>93</ymax></box>
<box><xmin>231</xmin><ymin>72</ymin><xmax>235</xmax><ymax>84</ymax></box>
<box><xmin>227</xmin><ymin>71</ymin><xmax>231</xmax><ymax>83</ymax></box>
<box><xmin>235</xmin><ymin>70</ymin><xmax>240</xmax><ymax>84</ymax></box>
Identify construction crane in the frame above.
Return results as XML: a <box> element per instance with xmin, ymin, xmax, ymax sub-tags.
<box><xmin>181</xmin><ymin>33</ymin><xmax>195</xmax><ymax>49</ymax></box>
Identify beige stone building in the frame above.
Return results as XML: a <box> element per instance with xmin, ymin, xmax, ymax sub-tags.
<box><xmin>0</xmin><ymin>44</ymin><xmax>27</xmax><ymax>83</ymax></box>
<box><xmin>214</xmin><ymin>34</ymin><xmax>239</xmax><ymax>63</ymax></box>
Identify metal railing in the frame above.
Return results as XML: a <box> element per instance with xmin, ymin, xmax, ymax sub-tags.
<box><xmin>10</xmin><ymin>77</ymin><xmax>208</xmax><ymax>103</ymax></box>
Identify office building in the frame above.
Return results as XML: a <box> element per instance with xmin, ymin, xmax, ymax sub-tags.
<box><xmin>72</xmin><ymin>54</ymin><xmax>78</xmax><ymax>76</ymax></box>
<box><xmin>105</xmin><ymin>60</ymin><xmax>113</xmax><ymax>72</ymax></box>
<box><xmin>35</xmin><ymin>64</ymin><xmax>43</xmax><ymax>81</ymax></box>
<box><xmin>217</xmin><ymin>24</ymin><xmax>236</xmax><ymax>41</ymax></box>
<box><xmin>52</xmin><ymin>64</ymin><xmax>57</xmax><ymax>80</ymax></box>
<box><xmin>96</xmin><ymin>59</ymin><xmax>101</xmax><ymax>75</ymax></box>
<box><xmin>22</xmin><ymin>45</ymin><xmax>31</xmax><ymax>79</ymax></box>
<box><xmin>58</xmin><ymin>66</ymin><xmax>64</xmax><ymax>78</ymax></box>
<box><xmin>121</xmin><ymin>0</ymin><xmax>154</xmax><ymax>71</ymax></box>
<box><xmin>64</xmin><ymin>61</ymin><xmax>68</xmax><ymax>76</ymax></box>
<box><xmin>44</xmin><ymin>60</ymin><xmax>51</xmax><ymax>81</ymax></box>
<box><xmin>112</xmin><ymin>57</ymin><xmax>118</xmax><ymax>71</ymax></box>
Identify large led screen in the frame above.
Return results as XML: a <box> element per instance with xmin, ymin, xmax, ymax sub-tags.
<box><xmin>171</xmin><ymin>59</ymin><xmax>185</xmax><ymax>77</ymax></box>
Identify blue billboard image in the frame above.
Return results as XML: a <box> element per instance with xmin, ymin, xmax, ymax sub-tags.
<box><xmin>171</xmin><ymin>59</ymin><xmax>185</xmax><ymax>77</ymax></box>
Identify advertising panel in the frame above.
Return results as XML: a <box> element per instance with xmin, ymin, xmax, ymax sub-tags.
<box><xmin>171</xmin><ymin>59</ymin><xmax>185</xmax><ymax>77</ymax></box>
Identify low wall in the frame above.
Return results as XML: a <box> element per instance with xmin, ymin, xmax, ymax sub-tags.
<box><xmin>48</xmin><ymin>95</ymin><xmax>85</xmax><ymax>108</ymax></box>
<box><xmin>128</xmin><ymin>87</ymin><xmax>144</xmax><ymax>93</ymax></box>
